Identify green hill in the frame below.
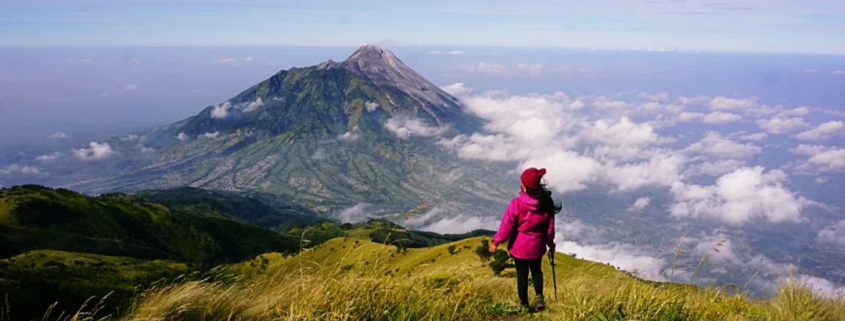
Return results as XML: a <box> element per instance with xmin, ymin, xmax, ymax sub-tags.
<box><xmin>135</xmin><ymin>186</ymin><xmax>318</xmax><ymax>229</ymax></box>
<box><xmin>0</xmin><ymin>185</ymin><xmax>300</xmax><ymax>265</ymax></box>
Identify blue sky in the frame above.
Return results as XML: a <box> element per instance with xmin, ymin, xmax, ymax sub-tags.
<box><xmin>2</xmin><ymin>0</ymin><xmax>845</xmax><ymax>54</ymax></box>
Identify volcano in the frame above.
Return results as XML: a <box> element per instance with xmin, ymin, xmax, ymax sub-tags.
<box><xmin>45</xmin><ymin>45</ymin><xmax>510</xmax><ymax>216</ymax></box>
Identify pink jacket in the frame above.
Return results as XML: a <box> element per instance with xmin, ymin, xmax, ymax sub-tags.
<box><xmin>492</xmin><ymin>192</ymin><xmax>555</xmax><ymax>260</ymax></box>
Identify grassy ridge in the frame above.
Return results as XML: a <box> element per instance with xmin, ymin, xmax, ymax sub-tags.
<box><xmin>53</xmin><ymin>236</ymin><xmax>844</xmax><ymax>321</ymax></box>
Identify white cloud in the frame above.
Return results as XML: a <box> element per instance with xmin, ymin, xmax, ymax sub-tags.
<box><xmin>781</xmin><ymin>107</ymin><xmax>810</xmax><ymax>117</ymax></box>
<box><xmin>439</xmin><ymin>86</ymin><xmax>684</xmax><ymax>194</ymax></box>
<box><xmin>685</xmin><ymin>132</ymin><xmax>761</xmax><ymax>160</ymax></box>
<box><xmin>177</xmin><ymin>132</ymin><xmax>189</xmax><ymax>141</ymax></box>
<box><xmin>814</xmin><ymin>177</ymin><xmax>829</xmax><ymax>184</ymax></box>
<box><xmin>242</xmin><ymin>98</ymin><xmax>264</xmax><ymax>112</ymax></box>
<box><xmin>140</xmin><ymin>146</ymin><xmax>155</xmax><ymax>153</ymax></box>
<box><xmin>72</xmin><ymin>142</ymin><xmax>114</xmax><ymax>161</ymax></box>
<box><xmin>522</xmin><ymin>150</ymin><xmax>603</xmax><ymax>193</ymax></box>
<box><xmin>337</xmin><ymin>129</ymin><xmax>360</xmax><ymax>141</ymax></box>
<box><xmin>602</xmin><ymin>153</ymin><xmax>685</xmax><ymax>191</ymax></box>
<box><xmin>441</xmin><ymin>83</ymin><xmax>474</xmax><ymax>97</ymax></box>
<box><xmin>244</xmin><ymin>57</ymin><xmax>254</xmax><ymax>62</ymax></box>
<box><xmin>782</xmin><ymin>275</ymin><xmax>845</xmax><ymax>299</ymax></box>
<box><xmin>834</xmin><ymin>70</ymin><xmax>845</xmax><ymax>75</ymax></box>
<box><xmin>738</xmin><ymin>132</ymin><xmax>768</xmax><ymax>141</ymax></box>
<box><xmin>413</xmin><ymin>214</ymin><xmax>499</xmax><ymax>235</ymax></box>
<box><xmin>702</xmin><ymin>111</ymin><xmax>742</xmax><ymax>124</ymax></box>
<box><xmin>819</xmin><ymin>220</ymin><xmax>845</xmax><ymax>247</ymax></box>
<box><xmin>628</xmin><ymin>197</ymin><xmax>651</xmax><ymax>211</ymax></box>
<box><xmin>580</xmin><ymin>117</ymin><xmax>661</xmax><ymax>147</ymax></box>
<box><xmin>35</xmin><ymin>152</ymin><xmax>61</xmax><ymax>161</ymax></box>
<box><xmin>0</xmin><ymin>164</ymin><xmax>41</xmax><ymax>175</ymax></box>
<box><xmin>795</xmin><ymin>121</ymin><xmax>845</xmax><ymax>141</ymax></box>
<box><xmin>200</xmin><ymin>131</ymin><xmax>220</xmax><ymax>139</ymax></box>
<box><xmin>49</xmin><ymin>132</ymin><xmax>69</xmax><ymax>139</ymax></box>
<box><xmin>685</xmin><ymin>159</ymin><xmax>747</xmax><ymax>177</ymax></box>
<box><xmin>515</xmin><ymin>63</ymin><xmax>545</xmax><ymax>77</ymax></box>
<box><xmin>670</xmin><ymin>167</ymin><xmax>803</xmax><ymax>225</ymax></box>
<box><xmin>338</xmin><ymin>203</ymin><xmax>372</xmax><ymax>223</ymax></box>
<box><xmin>558</xmin><ymin>240</ymin><xmax>667</xmax><ymax>281</ymax></box>
<box><xmin>677</xmin><ymin>112</ymin><xmax>705</xmax><ymax>122</ymax></box>
<box><xmin>385</xmin><ymin>116</ymin><xmax>449</xmax><ymax>139</ymax></box>
<box><xmin>678</xmin><ymin>112</ymin><xmax>742</xmax><ymax>124</ymax></box>
<box><xmin>803</xmin><ymin>69</ymin><xmax>817</xmax><ymax>73</ymax></box>
<box><xmin>123</xmin><ymin>84</ymin><xmax>138</xmax><ymax>91</ymax></box>
<box><xmin>710</xmin><ymin>96</ymin><xmax>758</xmax><ymax>110</ymax></box>
<box><xmin>365</xmin><ymin>101</ymin><xmax>380</xmax><ymax>112</ymax></box>
<box><xmin>791</xmin><ymin>144</ymin><xmax>833</xmax><ymax>156</ymax></box>
<box><xmin>792</xmin><ymin>145</ymin><xmax>845</xmax><ymax>172</ymax></box>
<box><xmin>592</xmin><ymin>96</ymin><xmax>631</xmax><ymax>109</ymax></box>
<box><xmin>214</xmin><ymin>57</ymin><xmax>237</xmax><ymax>64</ymax></box>
<box><xmin>458</xmin><ymin>62</ymin><xmax>507</xmax><ymax>74</ymax></box>
<box><xmin>757</xmin><ymin>117</ymin><xmax>810</xmax><ymax>134</ymax></box>
<box><xmin>429</xmin><ymin>50</ymin><xmax>465</xmax><ymax>55</ymax></box>
<box><xmin>120</xmin><ymin>134</ymin><xmax>139</xmax><ymax>142</ymax></box>
<box><xmin>676</xmin><ymin>96</ymin><xmax>711</xmax><ymax>106</ymax></box>
<box><xmin>688</xmin><ymin>233</ymin><xmax>795</xmax><ymax>278</ymax></box>
<box><xmin>211</xmin><ymin>102</ymin><xmax>232</xmax><ymax>119</ymax></box>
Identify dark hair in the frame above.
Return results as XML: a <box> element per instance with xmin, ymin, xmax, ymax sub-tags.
<box><xmin>525</xmin><ymin>183</ymin><xmax>562</xmax><ymax>214</ymax></box>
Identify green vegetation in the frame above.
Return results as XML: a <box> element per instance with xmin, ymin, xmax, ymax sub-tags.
<box><xmin>0</xmin><ymin>250</ymin><xmax>188</xmax><ymax>319</ymax></box>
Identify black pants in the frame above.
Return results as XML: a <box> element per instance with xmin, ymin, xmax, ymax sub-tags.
<box><xmin>514</xmin><ymin>257</ymin><xmax>543</xmax><ymax>305</ymax></box>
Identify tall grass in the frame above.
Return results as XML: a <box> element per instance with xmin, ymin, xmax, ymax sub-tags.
<box><xmin>20</xmin><ymin>238</ymin><xmax>845</xmax><ymax>321</ymax></box>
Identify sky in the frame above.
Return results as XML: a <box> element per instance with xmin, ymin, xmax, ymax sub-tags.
<box><xmin>2</xmin><ymin>0</ymin><xmax>845</xmax><ymax>54</ymax></box>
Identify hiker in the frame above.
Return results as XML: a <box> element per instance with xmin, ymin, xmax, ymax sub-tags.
<box><xmin>489</xmin><ymin>167</ymin><xmax>561</xmax><ymax>312</ymax></box>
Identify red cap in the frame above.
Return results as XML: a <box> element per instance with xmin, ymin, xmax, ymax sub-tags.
<box><xmin>520</xmin><ymin>167</ymin><xmax>547</xmax><ymax>189</ymax></box>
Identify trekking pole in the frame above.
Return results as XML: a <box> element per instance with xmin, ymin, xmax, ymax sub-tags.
<box><xmin>548</xmin><ymin>250</ymin><xmax>557</xmax><ymax>301</ymax></box>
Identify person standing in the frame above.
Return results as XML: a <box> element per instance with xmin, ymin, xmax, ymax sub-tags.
<box><xmin>489</xmin><ymin>167</ymin><xmax>562</xmax><ymax>311</ymax></box>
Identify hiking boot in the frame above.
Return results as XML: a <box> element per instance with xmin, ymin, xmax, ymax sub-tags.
<box><xmin>520</xmin><ymin>301</ymin><xmax>534</xmax><ymax>313</ymax></box>
<box><xmin>533</xmin><ymin>295</ymin><xmax>546</xmax><ymax>311</ymax></box>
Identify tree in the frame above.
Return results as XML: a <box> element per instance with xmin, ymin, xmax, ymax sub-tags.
<box><xmin>448</xmin><ymin>245</ymin><xmax>457</xmax><ymax>255</ymax></box>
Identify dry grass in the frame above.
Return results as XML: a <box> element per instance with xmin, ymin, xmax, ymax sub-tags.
<box><xmin>23</xmin><ymin>237</ymin><xmax>845</xmax><ymax>321</ymax></box>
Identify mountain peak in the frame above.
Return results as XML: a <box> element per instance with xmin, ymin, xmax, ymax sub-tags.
<box><xmin>345</xmin><ymin>44</ymin><xmax>399</xmax><ymax>66</ymax></box>
<box><xmin>317</xmin><ymin>45</ymin><xmax>460</xmax><ymax>124</ymax></box>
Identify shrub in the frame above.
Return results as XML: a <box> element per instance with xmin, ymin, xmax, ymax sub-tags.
<box><xmin>474</xmin><ymin>239</ymin><xmax>493</xmax><ymax>265</ymax></box>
